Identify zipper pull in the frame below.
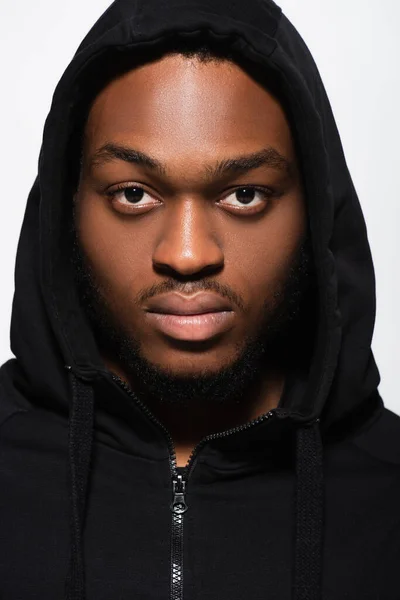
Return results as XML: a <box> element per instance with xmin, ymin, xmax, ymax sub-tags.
<box><xmin>171</xmin><ymin>474</ymin><xmax>188</xmax><ymax>514</ymax></box>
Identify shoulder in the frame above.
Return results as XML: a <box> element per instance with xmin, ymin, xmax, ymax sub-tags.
<box><xmin>0</xmin><ymin>359</ymin><xmax>30</xmax><ymax>430</ymax></box>
<box><xmin>0</xmin><ymin>360</ymin><xmax>67</xmax><ymax>460</ymax></box>
<box><xmin>350</xmin><ymin>406</ymin><xmax>400</xmax><ymax>466</ymax></box>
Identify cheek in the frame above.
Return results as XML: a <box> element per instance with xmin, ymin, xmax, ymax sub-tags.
<box><xmin>227</xmin><ymin>195</ymin><xmax>306</xmax><ymax>304</ymax></box>
<box><xmin>76</xmin><ymin>195</ymin><xmax>152</xmax><ymax>303</ymax></box>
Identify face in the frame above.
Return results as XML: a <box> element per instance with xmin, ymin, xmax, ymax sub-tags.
<box><xmin>73</xmin><ymin>53</ymin><xmax>309</xmax><ymax>404</ymax></box>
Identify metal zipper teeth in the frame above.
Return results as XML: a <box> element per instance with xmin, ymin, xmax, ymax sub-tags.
<box><xmin>170</xmin><ymin>473</ymin><xmax>187</xmax><ymax>600</ymax></box>
<box><xmin>111</xmin><ymin>373</ymin><xmax>277</xmax><ymax>600</ymax></box>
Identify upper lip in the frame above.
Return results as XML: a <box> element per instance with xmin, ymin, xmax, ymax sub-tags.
<box><xmin>145</xmin><ymin>292</ymin><xmax>233</xmax><ymax>315</ymax></box>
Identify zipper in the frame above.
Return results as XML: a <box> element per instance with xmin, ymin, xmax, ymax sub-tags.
<box><xmin>111</xmin><ymin>373</ymin><xmax>277</xmax><ymax>600</ymax></box>
<box><xmin>171</xmin><ymin>472</ymin><xmax>187</xmax><ymax>599</ymax></box>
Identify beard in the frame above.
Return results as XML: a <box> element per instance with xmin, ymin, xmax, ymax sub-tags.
<box><xmin>71</xmin><ymin>219</ymin><xmax>316</xmax><ymax>410</ymax></box>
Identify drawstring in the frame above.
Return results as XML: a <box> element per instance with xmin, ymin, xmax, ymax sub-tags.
<box><xmin>65</xmin><ymin>369</ymin><xmax>94</xmax><ymax>600</ymax></box>
<box><xmin>63</xmin><ymin>371</ymin><xmax>324</xmax><ymax>600</ymax></box>
<box><xmin>293</xmin><ymin>418</ymin><xmax>324</xmax><ymax>600</ymax></box>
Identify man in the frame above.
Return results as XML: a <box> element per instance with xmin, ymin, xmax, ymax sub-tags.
<box><xmin>0</xmin><ymin>1</ymin><xmax>399</xmax><ymax>599</ymax></box>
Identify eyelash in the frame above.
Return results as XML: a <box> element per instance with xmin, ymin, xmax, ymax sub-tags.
<box><xmin>105</xmin><ymin>183</ymin><xmax>277</xmax><ymax>216</ymax></box>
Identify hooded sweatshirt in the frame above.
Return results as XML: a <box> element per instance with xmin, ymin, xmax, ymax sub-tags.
<box><xmin>1</xmin><ymin>1</ymin><xmax>400</xmax><ymax>599</ymax></box>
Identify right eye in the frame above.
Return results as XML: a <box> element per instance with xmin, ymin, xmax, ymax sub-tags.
<box><xmin>107</xmin><ymin>184</ymin><xmax>161</xmax><ymax>214</ymax></box>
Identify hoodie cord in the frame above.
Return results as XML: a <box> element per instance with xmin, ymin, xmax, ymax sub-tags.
<box><xmin>293</xmin><ymin>419</ymin><xmax>324</xmax><ymax>600</ymax></box>
<box><xmin>65</xmin><ymin>370</ymin><xmax>94</xmax><ymax>600</ymax></box>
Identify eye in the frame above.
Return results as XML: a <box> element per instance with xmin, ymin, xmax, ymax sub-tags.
<box><xmin>106</xmin><ymin>183</ymin><xmax>275</xmax><ymax>216</ymax></box>
<box><xmin>218</xmin><ymin>186</ymin><xmax>274</xmax><ymax>215</ymax></box>
<box><xmin>107</xmin><ymin>184</ymin><xmax>161</xmax><ymax>214</ymax></box>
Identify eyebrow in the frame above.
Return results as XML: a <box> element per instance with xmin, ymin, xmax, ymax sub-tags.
<box><xmin>89</xmin><ymin>142</ymin><xmax>295</xmax><ymax>180</ymax></box>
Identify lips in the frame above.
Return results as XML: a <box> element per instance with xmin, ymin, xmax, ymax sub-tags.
<box><xmin>145</xmin><ymin>292</ymin><xmax>233</xmax><ymax>315</ymax></box>
<box><xmin>144</xmin><ymin>292</ymin><xmax>235</xmax><ymax>341</ymax></box>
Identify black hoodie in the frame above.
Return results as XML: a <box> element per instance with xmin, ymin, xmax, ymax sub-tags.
<box><xmin>1</xmin><ymin>1</ymin><xmax>399</xmax><ymax>599</ymax></box>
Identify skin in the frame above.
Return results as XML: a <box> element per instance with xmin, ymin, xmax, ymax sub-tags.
<box><xmin>74</xmin><ymin>54</ymin><xmax>307</xmax><ymax>465</ymax></box>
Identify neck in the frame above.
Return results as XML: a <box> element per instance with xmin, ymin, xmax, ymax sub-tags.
<box><xmin>107</xmin><ymin>356</ymin><xmax>285</xmax><ymax>466</ymax></box>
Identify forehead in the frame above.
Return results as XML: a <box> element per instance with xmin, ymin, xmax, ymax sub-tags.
<box><xmin>83</xmin><ymin>54</ymin><xmax>296</xmax><ymax>165</ymax></box>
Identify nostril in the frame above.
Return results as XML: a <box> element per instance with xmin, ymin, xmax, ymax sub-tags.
<box><xmin>152</xmin><ymin>256</ymin><xmax>224</xmax><ymax>279</ymax></box>
<box><xmin>152</xmin><ymin>237</ymin><xmax>224</xmax><ymax>277</ymax></box>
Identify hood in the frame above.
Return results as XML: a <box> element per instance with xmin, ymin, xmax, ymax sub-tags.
<box><xmin>5</xmin><ymin>0</ymin><xmax>383</xmax><ymax>599</ymax></box>
<box><xmin>10</xmin><ymin>0</ymin><xmax>381</xmax><ymax>429</ymax></box>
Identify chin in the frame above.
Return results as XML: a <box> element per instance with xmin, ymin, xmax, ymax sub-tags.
<box><xmin>141</xmin><ymin>343</ymin><xmax>241</xmax><ymax>376</ymax></box>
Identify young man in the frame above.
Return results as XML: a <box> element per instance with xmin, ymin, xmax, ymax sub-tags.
<box><xmin>0</xmin><ymin>1</ymin><xmax>399</xmax><ymax>599</ymax></box>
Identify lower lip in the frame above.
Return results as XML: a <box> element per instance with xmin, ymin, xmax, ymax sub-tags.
<box><xmin>145</xmin><ymin>311</ymin><xmax>235</xmax><ymax>341</ymax></box>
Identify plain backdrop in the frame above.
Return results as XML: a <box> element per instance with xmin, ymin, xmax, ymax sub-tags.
<box><xmin>0</xmin><ymin>1</ymin><xmax>399</xmax><ymax>416</ymax></box>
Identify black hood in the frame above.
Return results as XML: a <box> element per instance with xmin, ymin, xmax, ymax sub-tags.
<box><xmin>6</xmin><ymin>0</ymin><xmax>382</xmax><ymax>598</ymax></box>
<box><xmin>10</xmin><ymin>0</ymin><xmax>380</xmax><ymax>429</ymax></box>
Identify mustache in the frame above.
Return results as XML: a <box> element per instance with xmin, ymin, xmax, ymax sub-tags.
<box><xmin>136</xmin><ymin>279</ymin><xmax>246</xmax><ymax>314</ymax></box>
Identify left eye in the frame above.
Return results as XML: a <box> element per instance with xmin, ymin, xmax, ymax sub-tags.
<box><xmin>110</xmin><ymin>186</ymin><xmax>156</xmax><ymax>205</ymax></box>
<box><xmin>106</xmin><ymin>185</ymin><xmax>162</xmax><ymax>214</ymax></box>
<box><xmin>218</xmin><ymin>187</ymin><xmax>272</xmax><ymax>212</ymax></box>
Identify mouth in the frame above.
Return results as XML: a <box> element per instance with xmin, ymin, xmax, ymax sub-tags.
<box><xmin>144</xmin><ymin>292</ymin><xmax>235</xmax><ymax>341</ymax></box>
<box><xmin>145</xmin><ymin>310</ymin><xmax>235</xmax><ymax>342</ymax></box>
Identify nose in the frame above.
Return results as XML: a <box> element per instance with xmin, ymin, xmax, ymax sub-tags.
<box><xmin>152</xmin><ymin>199</ymin><xmax>224</xmax><ymax>277</ymax></box>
